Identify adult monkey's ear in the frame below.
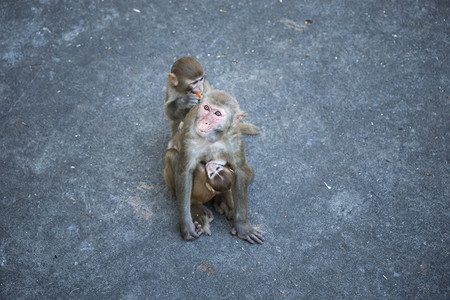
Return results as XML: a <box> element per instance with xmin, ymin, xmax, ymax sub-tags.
<box><xmin>232</xmin><ymin>112</ymin><xmax>248</xmax><ymax>127</ymax></box>
<box><xmin>167</xmin><ymin>73</ymin><xmax>178</xmax><ymax>86</ymax></box>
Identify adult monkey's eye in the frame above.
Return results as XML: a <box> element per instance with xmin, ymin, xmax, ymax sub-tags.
<box><xmin>204</xmin><ymin>105</ymin><xmax>210</xmax><ymax>111</ymax></box>
<box><xmin>215</xmin><ymin>111</ymin><xmax>222</xmax><ymax>116</ymax></box>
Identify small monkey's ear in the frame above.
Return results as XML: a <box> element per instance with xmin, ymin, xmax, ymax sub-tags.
<box><xmin>167</xmin><ymin>73</ymin><xmax>178</xmax><ymax>86</ymax></box>
<box><xmin>232</xmin><ymin>112</ymin><xmax>248</xmax><ymax>127</ymax></box>
<box><xmin>205</xmin><ymin>182</ymin><xmax>215</xmax><ymax>193</ymax></box>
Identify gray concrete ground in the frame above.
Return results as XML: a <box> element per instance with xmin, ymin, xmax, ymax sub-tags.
<box><xmin>1</xmin><ymin>1</ymin><xmax>449</xmax><ymax>299</ymax></box>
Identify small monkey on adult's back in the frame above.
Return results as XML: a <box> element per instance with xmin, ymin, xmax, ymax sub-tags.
<box><xmin>164</xmin><ymin>56</ymin><xmax>260</xmax><ymax>136</ymax></box>
<box><xmin>164</xmin><ymin>57</ymin><xmax>211</xmax><ymax>135</ymax></box>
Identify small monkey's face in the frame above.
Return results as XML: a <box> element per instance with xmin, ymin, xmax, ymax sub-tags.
<box><xmin>196</xmin><ymin>102</ymin><xmax>227</xmax><ymax>136</ymax></box>
<box><xmin>205</xmin><ymin>160</ymin><xmax>235</xmax><ymax>192</ymax></box>
<box><xmin>205</xmin><ymin>160</ymin><xmax>227</xmax><ymax>179</ymax></box>
<box><xmin>186</xmin><ymin>76</ymin><xmax>205</xmax><ymax>95</ymax></box>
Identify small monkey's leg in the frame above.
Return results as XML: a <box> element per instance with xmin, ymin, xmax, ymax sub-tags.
<box><xmin>191</xmin><ymin>200</ymin><xmax>214</xmax><ymax>235</ymax></box>
<box><xmin>163</xmin><ymin>149</ymin><xmax>179</xmax><ymax>194</ymax></box>
<box><xmin>213</xmin><ymin>192</ymin><xmax>234</xmax><ymax>220</ymax></box>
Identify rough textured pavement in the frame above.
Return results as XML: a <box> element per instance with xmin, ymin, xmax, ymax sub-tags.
<box><xmin>1</xmin><ymin>1</ymin><xmax>449</xmax><ymax>299</ymax></box>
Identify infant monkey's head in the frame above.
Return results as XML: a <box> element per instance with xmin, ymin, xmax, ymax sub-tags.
<box><xmin>205</xmin><ymin>160</ymin><xmax>235</xmax><ymax>192</ymax></box>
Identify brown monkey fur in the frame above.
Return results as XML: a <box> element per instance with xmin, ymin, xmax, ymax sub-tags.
<box><xmin>164</xmin><ymin>158</ymin><xmax>236</xmax><ymax>203</ymax></box>
<box><xmin>163</xmin><ymin>90</ymin><xmax>264</xmax><ymax>244</ymax></box>
<box><xmin>164</xmin><ymin>57</ymin><xmax>212</xmax><ymax>135</ymax></box>
<box><xmin>164</xmin><ymin>122</ymin><xmax>236</xmax><ymax>204</ymax></box>
<box><xmin>164</xmin><ymin>57</ymin><xmax>260</xmax><ymax>137</ymax></box>
<box><xmin>164</xmin><ymin>147</ymin><xmax>236</xmax><ymax>236</ymax></box>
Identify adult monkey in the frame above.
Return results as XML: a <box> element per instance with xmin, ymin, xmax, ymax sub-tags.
<box><xmin>168</xmin><ymin>90</ymin><xmax>264</xmax><ymax>244</ymax></box>
<box><xmin>164</xmin><ymin>57</ymin><xmax>259</xmax><ymax>136</ymax></box>
<box><xmin>165</xmin><ymin>121</ymin><xmax>237</xmax><ymax>222</ymax></box>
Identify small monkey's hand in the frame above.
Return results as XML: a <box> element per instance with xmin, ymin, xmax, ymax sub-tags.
<box><xmin>184</xmin><ymin>93</ymin><xmax>201</xmax><ymax>108</ymax></box>
<box><xmin>180</xmin><ymin>220</ymin><xmax>201</xmax><ymax>241</ymax></box>
<box><xmin>231</xmin><ymin>221</ymin><xmax>265</xmax><ymax>245</ymax></box>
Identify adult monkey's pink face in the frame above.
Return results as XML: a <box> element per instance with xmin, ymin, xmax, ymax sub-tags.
<box><xmin>196</xmin><ymin>102</ymin><xmax>227</xmax><ymax>136</ymax></box>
